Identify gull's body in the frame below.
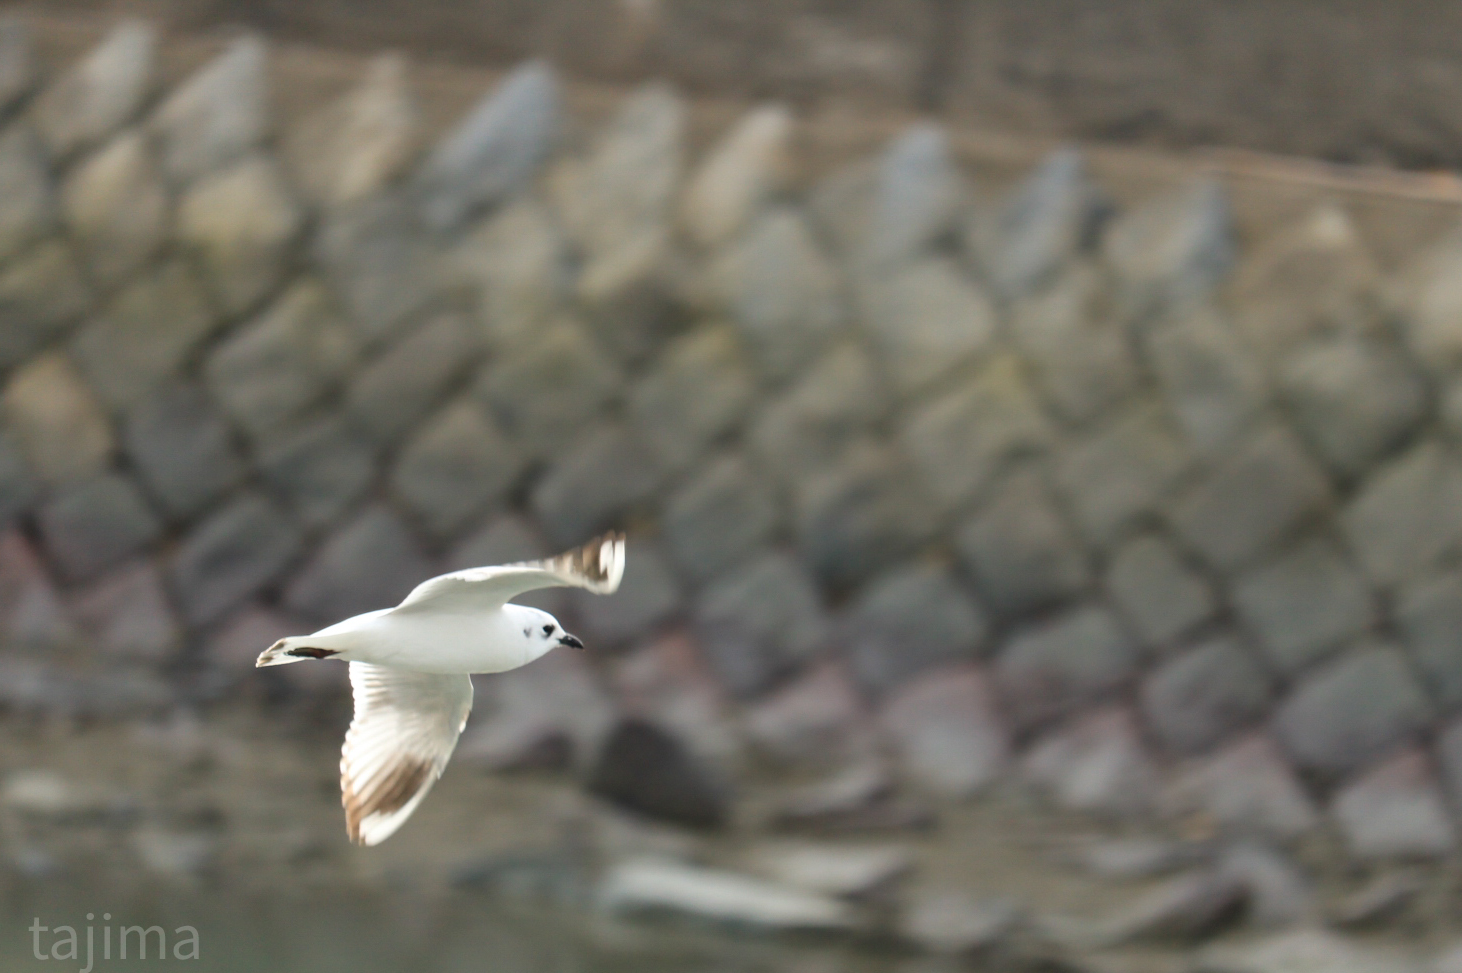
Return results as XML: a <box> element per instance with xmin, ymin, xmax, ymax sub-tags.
<box><xmin>255</xmin><ymin>532</ymin><xmax>625</xmax><ymax>846</ymax></box>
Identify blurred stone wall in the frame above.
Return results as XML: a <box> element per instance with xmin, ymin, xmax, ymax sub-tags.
<box><xmin>5</xmin><ymin>18</ymin><xmax>1462</xmax><ymax>862</ymax></box>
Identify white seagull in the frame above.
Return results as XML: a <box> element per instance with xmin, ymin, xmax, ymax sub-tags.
<box><xmin>256</xmin><ymin>531</ymin><xmax>626</xmax><ymax>846</ymax></box>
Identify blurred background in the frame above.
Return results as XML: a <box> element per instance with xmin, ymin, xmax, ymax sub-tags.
<box><xmin>0</xmin><ymin>2</ymin><xmax>1460</xmax><ymax>971</ymax></box>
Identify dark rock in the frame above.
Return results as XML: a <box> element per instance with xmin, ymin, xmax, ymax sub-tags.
<box><xmin>0</xmin><ymin>431</ymin><xmax>36</xmax><ymax>526</ymax></box>
<box><xmin>1330</xmin><ymin>870</ymin><xmax>1427</xmax><ymax>928</ymax></box>
<box><xmin>1331</xmin><ymin>749</ymin><xmax>1455</xmax><ymax>859</ymax></box>
<box><xmin>1022</xmin><ymin>707</ymin><xmax>1158</xmax><ymax>815</ymax></box>
<box><xmin>1107</xmin><ymin>532</ymin><xmax>1215</xmax><ymax>648</ymax></box>
<box><xmin>628</xmin><ymin>326</ymin><xmax>754</xmax><ymax>473</ymax></box>
<box><xmin>1104</xmin><ymin>178</ymin><xmax>1232</xmax><ymax>326</ymax></box>
<box><xmin>1055</xmin><ymin>402</ymin><xmax>1191</xmax><ymax>546</ymax></box>
<box><xmin>69</xmin><ymin>559</ymin><xmax>180</xmax><ymax>661</ymax></box>
<box><xmin>37</xmin><ymin>473</ymin><xmax>162</xmax><ymax>582</ymax></box>
<box><xmin>1146</xmin><ymin>304</ymin><xmax>1266</xmax><ymax>457</ymax></box>
<box><xmin>315</xmin><ymin>193</ymin><xmax>439</xmax><ymax>344</ymax></box>
<box><xmin>530</xmin><ymin>423</ymin><xmax>663</xmax><ymax>547</ymax></box>
<box><xmin>284</xmin><ymin>504</ymin><xmax>433</xmax><ymax>623</ymax></box>
<box><xmin>169</xmin><ymin>493</ymin><xmax>303</xmax><ymax>626</ymax></box>
<box><xmin>1142</xmin><ymin>635</ymin><xmax>1272</xmax><ymax>755</ymax></box>
<box><xmin>61</xmin><ymin>130</ymin><xmax>167</xmax><ymax>287</ymax></box>
<box><xmin>1233</xmin><ymin>536</ymin><xmax>1375</xmax><ymax>674</ymax></box>
<box><xmin>995</xmin><ymin>604</ymin><xmax>1139</xmax><ymax>728</ymax></box>
<box><xmin>587</xmin><ymin>717</ymin><xmax>729</xmax><ymax>829</ymax></box>
<box><xmin>878</xmin><ymin>663</ymin><xmax>1008</xmax><ymax>796</ymax></box>
<box><xmin>147</xmin><ymin>35</ymin><xmax>266</xmax><ymax>183</ymax></box>
<box><xmin>34</xmin><ymin>21</ymin><xmax>154</xmax><ymax>159</ymax></box>
<box><xmin>612</xmin><ymin>632</ymin><xmax>739</xmax><ymax>768</ymax></box>
<box><xmin>390</xmin><ymin>397</ymin><xmax>525</xmax><ymax>539</ymax></box>
<box><xmin>2</xmin><ymin>351</ymin><xmax>113</xmax><ymax>487</ymax></box>
<box><xmin>569</xmin><ymin>540</ymin><xmax>681</xmax><ymax>648</ymax></box>
<box><xmin>1398</xmin><ymin>571</ymin><xmax>1462</xmax><ymax>710</ymax></box>
<box><xmin>345</xmin><ymin>311</ymin><xmax>480</xmax><ymax>445</ymax></box>
<box><xmin>748</xmin><ymin>342</ymin><xmax>887</xmax><ymax>480</ymax></box>
<box><xmin>1341</xmin><ymin>439</ymin><xmax>1462</xmax><ymax>589</ymax></box>
<box><xmin>693</xmin><ymin>551</ymin><xmax>825</xmax><ymax>697</ymax></box>
<box><xmin>899</xmin><ymin>891</ymin><xmax>1020</xmax><ymax>955</ymax></box>
<box><xmin>0</xmin><ymin>530</ymin><xmax>75</xmax><ymax>646</ymax></box>
<box><xmin>257</xmin><ymin>415</ymin><xmax>377</xmax><ymax>529</ymax></box>
<box><xmin>123</xmin><ymin>382</ymin><xmax>245</xmax><ymax>518</ymax></box>
<box><xmin>1160</xmin><ymin>734</ymin><xmax>1319</xmax><ymax>841</ymax></box>
<box><xmin>842</xmin><ymin>562</ymin><xmax>986</xmax><ymax>693</ymax></box>
<box><xmin>0</xmin><ymin>242</ymin><xmax>90</xmax><ymax>371</ymax></box>
<box><xmin>661</xmin><ymin>453</ymin><xmax>778</xmax><ymax>585</ymax></box>
<box><xmin>0</xmin><ymin>123</ymin><xmax>54</xmax><ymax>266</ymax></box>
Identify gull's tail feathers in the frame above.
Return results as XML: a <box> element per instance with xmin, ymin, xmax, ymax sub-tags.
<box><xmin>256</xmin><ymin>637</ymin><xmax>341</xmax><ymax>667</ymax></box>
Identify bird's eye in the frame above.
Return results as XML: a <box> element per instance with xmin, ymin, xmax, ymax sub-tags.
<box><xmin>542</xmin><ymin>624</ymin><xmax>556</xmax><ymax>636</ymax></box>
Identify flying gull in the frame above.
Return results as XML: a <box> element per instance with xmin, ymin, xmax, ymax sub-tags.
<box><xmin>256</xmin><ymin>531</ymin><xmax>626</xmax><ymax>845</ymax></box>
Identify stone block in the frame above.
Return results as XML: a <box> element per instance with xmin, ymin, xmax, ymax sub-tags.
<box><xmin>69</xmin><ymin>559</ymin><xmax>180</xmax><ymax>660</ymax></box>
<box><xmin>0</xmin><ymin>123</ymin><xmax>53</xmax><ymax>266</ymax></box>
<box><xmin>842</xmin><ymin>562</ymin><xmax>987</xmax><ymax>693</ymax></box>
<box><xmin>0</xmin><ymin>242</ymin><xmax>90</xmax><ymax>370</ymax></box>
<box><xmin>1103</xmin><ymin>178</ymin><xmax>1232</xmax><ymax>325</ymax></box>
<box><xmin>37</xmin><ymin>473</ymin><xmax>162</xmax><ymax>582</ymax></box>
<box><xmin>123</xmin><ymin>382</ymin><xmax>245</xmax><ymax>519</ymax></box>
<box><xmin>530</xmin><ymin>423</ymin><xmax>663</xmax><ymax>547</ymax></box>
<box><xmin>1233</xmin><ymin>535</ymin><xmax>1375</xmax><ymax>673</ymax></box>
<box><xmin>1022</xmin><ymin>706</ymin><xmax>1157</xmax><ymax>816</ymax></box>
<box><xmin>1141</xmin><ymin>635</ymin><xmax>1271</xmax><ymax>755</ymax></box>
<box><xmin>955</xmin><ymin>467</ymin><xmax>1087</xmax><ymax>619</ymax></box>
<box><xmin>693</xmin><ymin>551</ymin><xmax>826</xmax><ymax>697</ymax></box>
<box><xmin>793</xmin><ymin>440</ymin><xmax>941</xmax><ymax>587</ymax></box>
<box><xmin>1160</xmin><ymin>733</ymin><xmax>1319</xmax><ymax>841</ymax></box>
<box><xmin>628</xmin><ymin>326</ymin><xmax>754</xmax><ymax>472</ymax></box>
<box><xmin>148</xmin><ymin>35</ymin><xmax>267</xmax><ymax>183</ymax></box>
<box><xmin>742</xmin><ymin>661</ymin><xmax>873</xmax><ymax>768</ymax></box>
<box><xmin>284</xmin><ymin>53</ymin><xmax>417</xmax><ymax>209</ymax></box>
<box><xmin>1272</xmin><ymin>644</ymin><xmax>1432</xmax><ymax>777</ymax></box>
<box><xmin>34</xmin><ymin>20</ymin><xmax>154</xmax><ymax>160</ymax></box>
<box><xmin>661</xmin><ymin>452</ymin><xmax>779</xmax><ymax>586</ymax></box>
<box><xmin>60</xmin><ymin>129</ymin><xmax>168</xmax><ymax>288</ymax></box>
<box><xmin>448</xmin><ymin>198</ymin><xmax>566</xmax><ymax>350</ymax></box>
<box><xmin>0</xmin><ymin>529</ymin><xmax>75</xmax><ymax>646</ymax></box>
<box><xmin>748</xmin><ymin>342</ymin><xmax>887</xmax><ymax>481</ymax></box>
<box><xmin>169</xmin><ymin>492</ymin><xmax>302</xmax><ymax>626</ymax></box>
<box><xmin>575</xmin><ymin>225</ymin><xmax>680</xmax><ymax>368</ymax></box>
<box><xmin>345</xmin><ymin>312</ymin><xmax>480</xmax><ymax>445</ymax></box>
<box><xmin>679</xmin><ymin>104</ymin><xmax>791</xmax><ymax>249</ymax></box>
<box><xmin>898</xmin><ymin>354</ymin><xmax>1051</xmax><ymax>509</ymax></box>
<box><xmin>569</xmin><ymin>540</ymin><xmax>681</xmax><ymax>649</ymax></box>
<box><xmin>1395</xmin><ymin>223</ymin><xmax>1462</xmax><ymax>375</ymax></box>
<box><xmin>205</xmin><ymin>280</ymin><xmax>358</xmax><ymax>439</ymax></box>
<box><xmin>390</xmin><ymin>397</ymin><xmax>525</xmax><ymax>539</ymax></box>
<box><xmin>0</xmin><ymin>18</ymin><xmax>32</xmax><ymax>114</ymax></box>
<box><xmin>314</xmin><ymin>193</ymin><xmax>439</xmax><ymax>345</ymax></box>
<box><xmin>612</xmin><ymin>632</ymin><xmax>739</xmax><ymax>768</ymax></box>
<box><xmin>284</xmin><ymin>504</ymin><xmax>433</xmax><ymax>624</ymax></box>
<box><xmin>1341</xmin><ymin>439</ymin><xmax>1462</xmax><ymax>589</ymax></box>
<box><xmin>176</xmin><ymin>154</ymin><xmax>303</xmax><ymax>315</ymax></box>
<box><xmin>474</xmin><ymin>318</ymin><xmax>622</xmax><ymax>458</ymax></box>
<box><xmin>710</xmin><ymin>207</ymin><xmax>843</xmax><ymax>382</ymax></box>
<box><xmin>1106</xmin><ymin>533</ymin><xmax>1214</xmax><ymax>649</ymax></box>
<box><xmin>413</xmin><ymin>59</ymin><xmax>559</xmax><ymax>232</ymax></box>
<box><xmin>857</xmin><ymin>257</ymin><xmax>997</xmax><ymax>399</ymax></box>
<box><xmin>0</xmin><ymin>431</ymin><xmax>36</xmax><ymax>527</ymax></box>
<box><xmin>995</xmin><ymin>604</ymin><xmax>1138</xmax><ymax>728</ymax></box>
<box><xmin>2</xmin><ymin>352</ymin><xmax>112</xmax><ymax>487</ymax></box>
<box><xmin>444</xmin><ymin>514</ymin><xmax>566</xmax><ymax>616</ymax></box>
<box><xmin>256</xmin><ymin>415</ymin><xmax>376</xmax><ymax>529</ymax></box>
<box><xmin>1146</xmin><ymin>304</ymin><xmax>1266</xmax><ymax>457</ymax></box>
<box><xmin>863</xmin><ymin>123</ymin><xmax>966</xmax><ymax>269</ymax></box>
<box><xmin>1397</xmin><ymin>571</ymin><xmax>1462</xmax><ymax>710</ymax></box>
<box><xmin>1170</xmin><ymin>423</ymin><xmax>1332</xmax><ymax>572</ymax></box>
<box><xmin>1437</xmin><ymin>719</ymin><xmax>1462</xmax><ymax>810</ymax></box>
<box><xmin>1280</xmin><ymin>336</ymin><xmax>1426</xmax><ymax>479</ymax></box>
<box><xmin>1055</xmin><ymin>402</ymin><xmax>1190</xmax><ymax>546</ymax></box>
<box><xmin>1332</xmin><ymin>749</ymin><xmax>1456</xmax><ymax>860</ymax></box>
<box><xmin>71</xmin><ymin>260</ymin><xmax>216</xmax><ymax>409</ymax></box>
<box><xmin>586</xmin><ymin>717</ymin><xmax>729</xmax><ymax>829</ymax></box>
<box><xmin>1009</xmin><ymin>262</ymin><xmax>1136</xmax><ymax>426</ymax></box>
<box><xmin>807</xmin><ymin>159</ymin><xmax>874</xmax><ymax>261</ymax></box>
<box><xmin>878</xmin><ymin>663</ymin><xmax>1008</xmax><ymax>796</ymax></box>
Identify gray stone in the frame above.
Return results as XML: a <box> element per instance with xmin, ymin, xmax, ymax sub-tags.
<box><xmin>570</xmin><ymin>540</ymin><xmax>681</xmax><ymax>648</ymax></box>
<box><xmin>0</xmin><ymin>432</ymin><xmax>36</xmax><ymax>526</ymax></box>
<box><xmin>34</xmin><ymin>21</ymin><xmax>154</xmax><ymax>160</ymax></box>
<box><xmin>1280</xmin><ymin>336</ymin><xmax>1426</xmax><ymax>479</ymax></box>
<box><xmin>574</xmin><ymin>226</ymin><xmax>680</xmax><ymax>368</ymax></box>
<box><xmin>530</xmin><ymin>423</ymin><xmax>663</xmax><ymax>547</ymax></box>
<box><xmin>1104</xmin><ymin>178</ymin><xmax>1233</xmax><ymax>325</ymax></box>
<box><xmin>842</xmin><ymin>563</ymin><xmax>986</xmax><ymax>693</ymax></box>
<box><xmin>769</xmin><ymin>760</ymin><xmax>933</xmax><ymax>834</ymax></box>
<box><xmin>0</xmin><ymin>18</ymin><xmax>32</xmax><ymax>114</ymax></box>
<box><xmin>793</xmin><ymin>440</ymin><xmax>941</xmax><ymax>587</ymax></box>
<box><xmin>0</xmin><ymin>123</ymin><xmax>53</xmax><ymax>266</ymax></box>
<box><xmin>205</xmin><ymin>279</ymin><xmax>358</xmax><ymax>438</ymax></box>
<box><xmin>899</xmin><ymin>891</ymin><xmax>1019</xmax><ymax>956</ymax></box>
<box><xmin>1055</xmin><ymin>869</ymin><xmax>1247</xmax><ymax>947</ymax></box>
<box><xmin>898</xmin><ymin>354</ymin><xmax>1051</xmax><ymax>509</ymax></box>
<box><xmin>346</xmin><ymin>312</ymin><xmax>480</xmax><ymax>444</ymax></box>
<box><xmin>1147</xmin><ymin>304</ymin><xmax>1266</xmax><ymax>457</ymax></box>
<box><xmin>257</xmin><ymin>415</ymin><xmax>376</xmax><ymax>529</ymax></box>
<box><xmin>628</xmin><ymin>325</ymin><xmax>754</xmax><ymax>472</ymax></box>
<box><xmin>694</xmin><ymin>552</ymin><xmax>826</xmax><ymax>697</ymax></box>
<box><xmin>0</xmin><ymin>529</ymin><xmax>75</xmax><ymax>649</ymax></box>
<box><xmin>1332</xmin><ymin>749</ymin><xmax>1456</xmax><ymax>859</ymax></box>
<box><xmin>0</xmin><ymin>241</ymin><xmax>90</xmax><ymax>369</ymax></box>
<box><xmin>71</xmin><ymin>260</ymin><xmax>216</xmax><ymax>409</ymax></box>
<box><xmin>1273</xmin><ymin>644</ymin><xmax>1432</xmax><ymax>777</ymax></box>
<box><xmin>1341</xmin><ymin>439</ymin><xmax>1462</xmax><ymax>588</ymax></box>
<box><xmin>1055</xmin><ymin>402</ymin><xmax>1191</xmax><ymax>546</ymax></box>
<box><xmin>1010</xmin><ymin>262</ymin><xmax>1137</xmax><ymax>426</ymax></box>
<box><xmin>1330</xmin><ymin>871</ymin><xmax>1426</xmax><ymax>928</ymax></box>
<box><xmin>879</xmin><ymin>663</ymin><xmax>1008</xmax><ymax>796</ymax></box>
<box><xmin>169</xmin><ymin>493</ymin><xmax>302</xmax><ymax>626</ymax></box>
<box><xmin>148</xmin><ymin>35</ymin><xmax>267</xmax><ymax>183</ymax></box>
<box><xmin>1233</xmin><ymin>536</ymin><xmax>1375</xmax><ymax>674</ymax></box>
<box><xmin>966</xmin><ymin>147</ymin><xmax>1106</xmax><ymax>300</ymax></box>
<box><xmin>1160</xmin><ymin>733</ymin><xmax>1320</xmax><ymax>841</ymax></box>
<box><xmin>414</xmin><ymin>59</ymin><xmax>559</xmax><ymax>232</ymax></box>
<box><xmin>176</xmin><ymin>153</ymin><xmax>303</xmax><ymax>315</ymax></box>
<box><xmin>1216</xmin><ymin>844</ymin><xmax>1316</xmax><ymax>929</ymax></box>
<box><xmin>1197</xmin><ymin>928</ymin><xmax>1419</xmax><ymax>973</ymax></box>
<box><xmin>865</xmin><ymin>123</ymin><xmax>966</xmax><ymax>269</ymax></box>
<box><xmin>315</xmin><ymin>194</ymin><xmax>439</xmax><ymax>346</ymax></box>
<box><xmin>445</xmin><ymin>514</ymin><xmax>566</xmax><ymax>616</ymax></box>
<box><xmin>2</xmin><ymin>352</ymin><xmax>112</xmax><ymax>487</ymax></box>
<box><xmin>37</xmin><ymin>473</ymin><xmax>162</xmax><ymax>582</ymax></box>
<box><xmin>747</xmin><ymin>841</ymin><xmax>911</xmax><ymax>900</ymax></box>
<box><xmin>597</xmin><ymin>857</ymin><xmax>853</xmax><ymax>930</ymax></box>
<box><xmin>1107</xmin><ymin>533</ymin><xmax>1215</xmax><ymax>648</ymax></box>
<box><xmin>711</xmin><ymin>207</ymin><xmax>844</xmax><ymax>382</ymax></box>
<box><xmin>807</xmin><ymin>159</ymin><xmax>875</xmax><ymax>261</ymax></box>
<box><xmin>123</xmin><ymin>382</ymin><xmax>245</xmax><ymax>518</ymax></box>
<box><xmin>742</xmin><ymin>661</ymin><xmax>873</xmax><ymax>768</ymax></box>
<box><xmin>1022</xmin><ymin>706</ymin><xmax>1158</xmax><ymax>815</ymax></box>
<box><xmin>1437</xmin><ymin>719</ymin><xmax>1462</xmax><ymax>809</ymax></box>
<box><xmin>448</xmin><ymin>198</ymin><xmax>566</xmax><ymax>351</ymax></box>
<box><xmin>474</xmin><ymin>318</ymin><xmax>622</xmax><ymax>458</ymax></box>
<box><xmin>661</xmin><ymin>453</ymin><xmax>779</xmax><ymax>585</ymax></box>
<box><xmin>1397</xmin><ymin>571</ymin><xmax>1462</xmax><ymax>709</ymax></box>
<box><xmin>390</xmin><ymin>397</ymin><xmax>525</xmax><ymax>539</ymax></box>
<box><xmin>1171</xmin><ymin>423</ymin><xmax>1333</xmax><ymax>572</ymax></box>
<box><xmin>748</xmin><ymin>342</ymin><xmax>887</xmax><ymax>480</ymax></box>
<box><xmin>60</xmin><ymin>129</ymin><xmax>168</xmax><ymax>287</ymax></box>
<box><xmin>857</xmin><ymin>257</ymin><xmax>997</xmax><ymax>399</ymax></box>
<box><xmin>956</xmin><ymin>467</ymin><xmax>1088</xmax><ymax>618</ymax></box>
<box><xmin>284</xmin><ymin>504</ymin><xmax>433</xmax><ymax>623</ymax></box>
<box><xmin>587</xmin><ymin>718</ymin><xmax>729</xmax><ymax>829</ymax></box>
<box><xmin>1142</xmin><ymin>636</ymin><xmax>1272</xmax><ymax>755</ymax></box>
<box><xmin>995</xmin><ymin>604</ymin><xmax>1138</xmax><ymax>727</ymax></box>
<box><xmin>284</xmin><ymin>53</ymin><xmax>417</xmax><ymax>209</ymax></box>
<box><xmin>1397</xmin><ymin>223</ymin><xmax>1462</xmax><ymax>376</ymax></box>
<box><xmin>679</xmin><ymin>104</ymin><xmax>791</xmax><ymax>249</ymax></box>
<box><xmin>69</xmin><ymin>559</ymin><xmax>180</xmax><ymax>661</ymax></box>
<box><xmin>460</xmin><ymin>646</ymin><xmax>614</xmax><ymax>772</ymax></box>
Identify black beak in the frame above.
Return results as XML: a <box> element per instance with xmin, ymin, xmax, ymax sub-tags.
<box><xmin>558</xmin><ymin>633</ymin><xmax>585</xmax><ymax>650</ymax></box>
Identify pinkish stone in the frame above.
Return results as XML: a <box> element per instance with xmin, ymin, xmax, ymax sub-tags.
<box><xmin>0</xmin><ymin>528</ymin><xmax>75</xmax><ymax>645</ymax></box>
<box><xmin>1160</xmin><ymin>732</ymin><xmax>1319</xmax><ymax>840</ymax></box>
<box><xmin>1331</xmin><ymin>748</ymin><xmax>1456</xmax><ymax>860</ymax></box>
<box><xmin>742</xmin><ymin>660</ymin><xmax>876</xmax><ymax>767</ymax></box>
<box><xmin>69</xmin><ymin>558</ymin><xmax>180</xmax><ymax>660</ymax></box>
<box><xmin>1022</xmin><ymin>706</ymin><xmax>1158</xmax><ymax>816</ymax></box>
<box><xmin>612</xmin><ymin>630</ymin><xmax>739</xmax><ymax>766</ymax></box>
<box><xmin>879</xmin><ymin>663</ymin><xmax>1009</xmax><ymax>796</ymax></box>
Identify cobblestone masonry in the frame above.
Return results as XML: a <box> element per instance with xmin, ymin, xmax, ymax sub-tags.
<box><xmin>5</xmin><ymin>18</ymin><xmax>1462</xmax><ymax>861</ymax></box>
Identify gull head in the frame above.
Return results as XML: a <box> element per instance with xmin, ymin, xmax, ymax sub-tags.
<box><xmin>506</xmin><ymin>603</ymin><xmax>585</xmax><ymax>660</ymax></box>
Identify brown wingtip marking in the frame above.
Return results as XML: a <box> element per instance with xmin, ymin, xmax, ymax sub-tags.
<box><xmin>555</xmin><ymin>530</ymin><xmax>623</xmax><ymax>586</ymax></box>
<box><xmin>342</xmin><ymin>757</ymin><xmax>434</xmax><ymax>845</ymax></box>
